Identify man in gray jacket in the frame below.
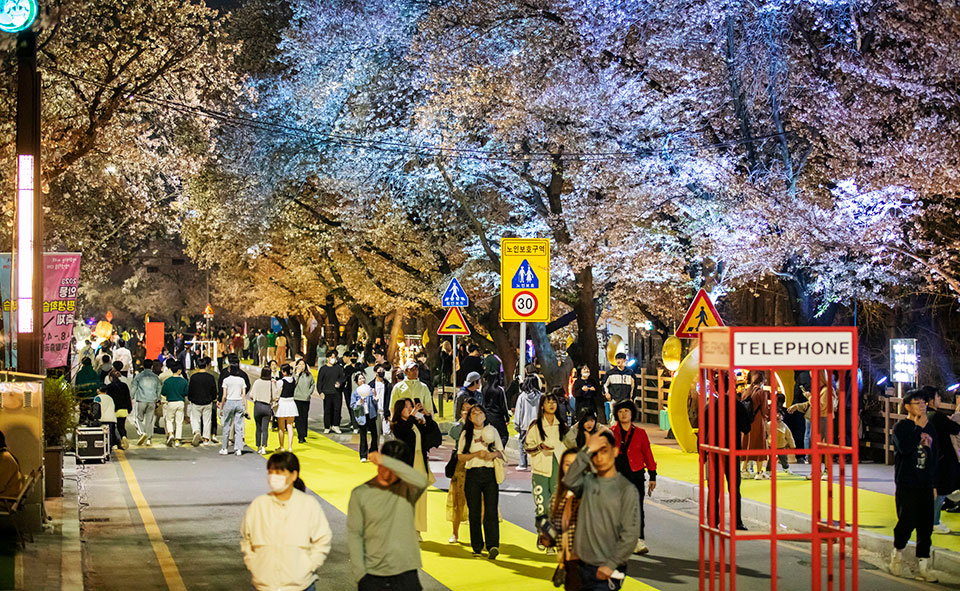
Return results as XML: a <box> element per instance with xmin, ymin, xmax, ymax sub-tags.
<box><xmin>563</xmin><ymin>429</ymin><xmax>641</xmax><ymax>590</ymax></box>
<box><xmin>132</xmin><ymin>361</ymin><xmax>163</xmax><ymax>446</ymax></box>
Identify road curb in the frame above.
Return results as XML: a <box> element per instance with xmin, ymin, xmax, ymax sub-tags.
<box><xmin>652</xmin><ymin>474</ymin><xmax>960</xmax><ymax>575</ymax></box>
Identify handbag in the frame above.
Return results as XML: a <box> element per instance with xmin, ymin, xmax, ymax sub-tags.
<box><xmin>493</xmin><ymin>456</ymin><xmax>505</xmax><ymax>484</ymax></box>
<box><xmin>444</xmin><ymin>449</ymin><xmax>459</xmax><ymax>479</ymax></box>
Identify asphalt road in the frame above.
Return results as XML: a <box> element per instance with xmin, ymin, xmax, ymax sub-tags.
<box><xmin>75</xmin><ymin>391</ymin><xmax>957</xmax><ymax>591</ymax></box>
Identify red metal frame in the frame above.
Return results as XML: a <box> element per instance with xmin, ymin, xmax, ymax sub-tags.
<box><xmin>697</xmin><ymin>327</ymin><xmax>859</xmax><ymax>591</ymax></box>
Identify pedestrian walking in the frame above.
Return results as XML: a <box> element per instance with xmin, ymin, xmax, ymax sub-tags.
<box><xmin>266</xmin><ymin>329</ymin><xmax>277</xmax><ymax>363</ymax></box>
<box><xmin>372</xmin><ymin>365</ymin><xmax>393</xmax><ymax>438</ymax></box>
<box><xmin>610</xmin><ymin>400</ymin><xmax>656</xmax><ymax>555</ymax></box>
<box><xmin>481</xmin><ymin>379</ymin><xmax>511</xmax><ymax>448</ymax></box>
<box><xmin>603</xmin><ymin>353</ymin><xmax>634</xmax><ymax>422</ymax></box>
<box><xmin>741</xmin><ymin>370</ymin><xmax>770</xmax><ymax>479</ymax></box>
<box><xmin>447</xmin><ymin>398</ymin><xmax>477</xmax><ymax>544</ymax></box>
<box><xmin>564</xmin><ymin>408</ymin><xmax>599</xmax><ymax>450</ymax></box>
<box><xmin>514</xmin><ymin>375</ymin><xmax>543</xmax><ymax>472</ymax></box>
<box><xmin>74</xmin><ymin>357</ymin><xmax>100</xmax><ymax>399</ymax></box>
<box><xmin>562</xmin><ymin>430</ymin><xmax>641</xmax><ymax>590</ymax></box>
<box><xmin>392</xmin><ymin>360</ymin><xmax>434</xmax><ymax>415</ymax></box>
<box><xmin>391</xmin><ymin>398</ymin><xmax>442</xmax><ymax>537</ymax></box>
<box><xmin>276</xmin><ymin>363</ymin><xmax>299</xmax><ymax>452</ymax></box>
<box><xmin>256</xmin><ymin>330</ymin><xmax>267</xmax><ymax>366</ymax></box>
<box><xmin>112</xmin><ymin>340</ymin><xmax>133</xmax><ymax>373</ymax></box>
<box><xmin>318</xmin><ymin>351</ymin><xmax>345</xmax><ymax>433</ymax></box>
<box><xmin>458</xmin><ymin>404</ymin><xmax>505</xmax><ymax>558</ymax></box>
<box><xmin>104</xmin><ymin>368</ymin><xmax>132</xmax><ymax>450</ymax></box>
<box><xmin>250</xmin><ymin>367</ymin><xmax>279</xmax><ymax>455</ymax></box>
<box><xmin>276</xmin><ymin>332</ymin><xmax>288</xmax><ymax>366</ymax></box>
<box><xmin>454</xmin><ymin>372</ymin><xmax>483</xmax><ymax>419</ymax></box>
<box><xmin>890</xmin><ymin>389</ymin><xmax>939</xmax><ymax>581</ymax></box>
<box><xmin>132</xmin><ymin>362</ymin><xmax>163</xmax><ymax>446</ymax></box>
<box><xmin>524</xmin><ymin>391</ymin><xmax>568</xmax><ymax>547</ymax></box>
<box><xmin>241</xmin><ymin>452</ymin><xmax>332</xmax><ymax>591</ymax></box>
<box><xmin>571</xmin><ymin>365</ymin><xmax>599</xmax><ymax>420</ymax></box>
<box><xmin>161</xmin><ymin>364</ymin><xmax>189</xmax><ymax>447</ymax></box>
<box><xmin>187</xmin><ymin>359</ymin><xmax>218</xmax><ymax>446</ymax></box>
<box><xmin>347</xmin><ymin>442</ymin><xmax>428</xmax><ymax>591</ymax></box>
<box><xmin>700</xmin><ymin>380</ymin><xmax>752</xmax><ymax>532</ymax></box>
<box><xmin>351</xmin><ymin>375</ymin><xmax>380</xmax><ymax>462</ymax></box>
<box><xmin>925</xmin><ymin>386</ymin><xmax>960</xmax><ymax>534</ymax></box>
<box><xmin>294</xmin><ymin>359</ymin><xmax>316</xmax><ymax>444</ymax></box>
<box><xmin>342</xmin><ymin>352</ymin><xmax>364</xmax><ymax>433</ymax></box>
<box><xmin>545</xmin><ymin>448</ymin><xmax>582</xmax><ymax>590</ymax></box>
<box><xmin>93</xmin><ymin>385</ymin><xmax>118</xmax><ymax>453</ymax></box>
<box><xmin>219</xmin><ymin>365</ymin><xmax>250</xmax><ymax>456</ymax></box>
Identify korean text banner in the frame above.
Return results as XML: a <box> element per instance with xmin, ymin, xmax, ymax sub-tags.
<box><xmin>0</xmin><ymin>253</ymin><xmax>82</xmax><ymax>368</ymax></box>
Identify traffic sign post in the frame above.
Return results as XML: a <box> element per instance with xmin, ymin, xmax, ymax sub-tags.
<box><xmin>441</xmin><ymin>278</ymin><xmax>469</xmax><ymax>308</ymax></box>
<box><xmin>676</xmin><ymin>288</ymin><xmax>723</xmax><ymax>339</ymax></box>
<box><xmin>500</xmin><ymin>238</ymin><xmax>550</xmax><ymax>382</ymax></box>
<box><xmin>437</xmin><ymin>306</ymin><xmax>470</xmax><ymax>419</ymax></box>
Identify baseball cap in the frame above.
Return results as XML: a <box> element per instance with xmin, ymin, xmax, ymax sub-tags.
<box><xmin>463</xmin><ymin>371</ymin><xmax>482</xmax><ymax>388</ymax></box>
<box><xmin>403</xmin><ymin>360</ymin><xmax>418</xmax><ymax>371</ymax></box>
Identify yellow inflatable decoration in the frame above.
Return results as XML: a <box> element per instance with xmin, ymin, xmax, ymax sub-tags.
<box><xmin>668</xmin><ymin>349</ymin><xmax>797</xmax><ymax>453</ymax></box>
<box><xmin>661</xmin><ymin>336</ymin><xmax>682</xmax><ymax>372</ymax></box>
<box><xmin>667</xmin><ymin>347</ymin><xmax>699</xmax><ymax>453</ymax></box>
<box><xmin>605</xmin><ymin>335</ymin><xmax>623</xmax><ymax>366</ymax></box>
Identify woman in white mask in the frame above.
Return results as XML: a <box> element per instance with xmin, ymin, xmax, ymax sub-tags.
<box><xmin>241</xmin><ymin>452</ymin><xmax>332</xmax><ymax>591</ymax></box>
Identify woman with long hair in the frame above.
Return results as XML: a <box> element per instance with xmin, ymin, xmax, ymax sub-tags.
<box><xmin>250</xmin><ymin>367</ymin><xmax>279</xmax><ymax>455</ymax></box>
<box><xmin>446</xmin><ymin>397</ymin><xmax>477</xmax><ymax>544</ymax></box>
<box><xmin>241</xmin><ymin>452</ymin><xmax>331</xmax><ymax>591</ymax></box>
<box><xmin>275</xmin><ymin>364</ymin><xmax>299</xmax><ymax>452</ymax></box>
<box><xmin>563</xmin><ymin>408</ymin><xmax>598</xmax><ymax>449</ymax></box>
<box><xmin>524</xmin><ymin>392</ymin><xmax>568</xmax><ymax>549</ymax></box>
<box><xmin>391</xmin><ymin>398</ymin><xmax>441</xmax><ymax>537</ymax></box>
<box><xmin>276</xmin><ymin>332</ymin><xmax>288</xmax><ymax>366</ymax></box>
<box><xmin>481</xmin><ymin>379</ymin><xmax>511</xmax><ymax>448</ymax></box>
<box><xmin>458</xmin><ymin>405</ymin><xmax>504</xmax><ymax>559</ymax></box>
<box><xmin>546</xmin><ymin>448</ymin><xmax>582</xmax><ymax>590</ymax></box>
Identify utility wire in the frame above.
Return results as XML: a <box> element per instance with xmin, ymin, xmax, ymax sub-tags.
<box><xmin>43</xmin><ymin>66</ymin><xmax>794</xmax><ymax>163</ymax></box>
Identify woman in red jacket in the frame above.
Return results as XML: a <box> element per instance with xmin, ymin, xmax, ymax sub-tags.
<box><xmin>611</xmin><ymin>399</ymin><xmax>657</xmax><ymax>555</ymax></box>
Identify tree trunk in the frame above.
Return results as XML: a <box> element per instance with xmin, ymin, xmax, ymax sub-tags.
<box><xmin>530</xmin><ymin>321</ymin><xmax>569</xmax><ymax>392</ymax></box>
<box><xmin>304</xmin><ymin>311</ymin><xmax>324</xmax><ymax>366</ymax></box>
<box><xmin>572</xmin><ymin>266</ymin><xmax>600</xmax><ymax>380</ymax></box>
<box><xmin>280</xmin><ymin>317</ymin><xmax>303</xmax><ymax>358</ymax></box>
<box><xmin>321</xmin><ymin>296</ymin><xmax>341</xmax><ymax>346</ymax></box>
<box><xmin>387</xmin><ymin>309</ymin><xmax>405</xmax><ymax>363</ymax></box>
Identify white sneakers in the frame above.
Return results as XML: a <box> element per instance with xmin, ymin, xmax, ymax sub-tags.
<box><xmin>918</xmin><ymin>558</ymin><xmax>938</xmax><ymax>582</ymax></box>
<box><xmin>258</xmin><ymin>447</ymin><xmax>267</xmax><ymax>455</ymax></box>
<box><xmin>934</xmin><ymin>523</ymin><xmax>951</xmax><ymax>534</ymax></box>
<box><xmin>174</xmin><ymin>440</ymin><xmax>181</xmax><ymax>447</ymax></box>
<box><xmin>448</xmin><ymin>535</ymin><xmax>458</xmax><ymax>544</ymax></box>
<box><xmin>331</xmin><ymin>426</ymin><xmax>342</xmax><ymax>434</ymax></box>
<box><xmin>516</xmin><ymin>466</ymin><xmax>530</xmax><ymax>472</ymax></box>
<box><xmin>235</xmin><ymin>450</ymin><xmax>242</xmax><ymax>456</ymax></box>
<box><xmin>218</xmin><ymin>449</ymin><xmax>229</xmax><ymax>455</ymax></box>
<box><xmin>323</xmin><ymin>428</ymin><xmax>331</xmax><ymax>434</ymax></box>
<box><xmin>889</xmin><ymin>548</ymin><xmax>903</xmax><ymax>576</ymax></box>
<box><xmin>634</xmin><ymin>539</ymin><xmax>649</xmax><ymax>555</ymax></box>
<box><xmin>360</xmin><ymin>458</ymin><xmax>368</xmax><ymax>463</ymax></box>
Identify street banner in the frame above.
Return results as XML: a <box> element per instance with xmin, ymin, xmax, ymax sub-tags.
<box><xmin>145</xmin><ymin>322</ymin><xmax>165</xmax><ymax>360</ymax></box>
<box><xmin>500</xmin><ymin>238</ymin><xmax>550</xmax><ymax>323</ymax></box>
<box><xmin>1</xmin><ymin>252</ymin><xmax>82</xmax><ymax>368</ymax></box>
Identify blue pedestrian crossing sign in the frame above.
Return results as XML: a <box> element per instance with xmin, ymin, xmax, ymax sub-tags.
<box><xmin>441</xmin><ymin>278</ymin><xmax>469</xmax><ymax>308</ymax></box>
<box><xmin>511</xmin><ymin>260</ymin><xmax>539</xmax><ymax>289</ymax></box>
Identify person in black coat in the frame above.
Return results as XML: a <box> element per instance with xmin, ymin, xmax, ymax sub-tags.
<box><xmin>924</xmin><ymin>386</ymin><xmax>960</xmax><ymax>533</ymax></box>
<box><xmin>481</xmin><ymin>381</ymin><xmax>510</xmax><ymax>448</ymax></box>
<box><xmin>700</xmin><ymin>383</ymin><xmax>752</xmax><ymax>531</ymax></box>
<box><xmin>390</xmin><ymin>398</ymin><xmax>442</xmax><ymax>468</ymax></box>
<box><xmin>105</xmin><ymin>367</ymin><xmax>133</xmax><ymax>449</ymax></box>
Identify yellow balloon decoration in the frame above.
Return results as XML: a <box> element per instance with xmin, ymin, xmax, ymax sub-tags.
<box><xmin>422</xmin><ymin>330</ymin><xmax>430</xmax><ymax>346</ymax></box>
<box><xmin>606</xmin><ymin>335</ymin><xmax>623</xmax><ymax>366</ymax></box>
<box><xmin>661</xmin><ymin>336</ymin><xmax>683</xmax><ymax>372</ymax></box>
<box><xmin>667</xmin><ymin>347</ymin><xmax>700</xmax><ymax>453</ymax></box>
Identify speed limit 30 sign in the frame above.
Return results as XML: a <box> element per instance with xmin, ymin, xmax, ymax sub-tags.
<box><xmin>500</xmin><ymin>238</ymin><xmax>550</xmax><ymax>322</ymax></box>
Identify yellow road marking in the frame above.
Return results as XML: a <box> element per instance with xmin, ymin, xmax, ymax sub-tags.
<box><xmin>116</xmin><ymin>450</ymin><xmax>187</xmax><ymax>591</ymax></box>
<box><xmin>243</xmin><ymin>412</ymin><xmax>656</xmax><ymax>590</ymax></box>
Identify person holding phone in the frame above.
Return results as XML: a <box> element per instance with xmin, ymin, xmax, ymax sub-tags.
<box><xmin>523</xmin><ymin>392</ymin><xmax>568</xmax><ymax>551</ymax></box>
<box><xmin>391</xmin><ymin>398</ymin><xmax>442</xmax><ymax>537</ymax></box>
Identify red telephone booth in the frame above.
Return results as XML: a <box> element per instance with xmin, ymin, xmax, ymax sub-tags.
<box><xmin>697</xmin><ymin>326</ymin><xmax>859</xmax><ymax>591</ymax></box>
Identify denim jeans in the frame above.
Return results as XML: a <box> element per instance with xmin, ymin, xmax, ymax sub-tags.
<box><xmin>221</xmin><ymin>399</ymin><xmax>245</xmax><ymax>452</ymax></box>
<box><xmin>935</xmin><ymin>494</ymin><xmax>945</xmax><ymax>526</ymax></box>
<box><xmin>517</xmin><ymin>429</ymin><xmax>529</xmax><ymax>468</ymax></box>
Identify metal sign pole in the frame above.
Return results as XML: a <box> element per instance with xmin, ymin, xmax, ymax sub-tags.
<box><xmin>450</xmin><ymin>334</ymin><xmax>456</xmax><ymax>418</ymax></box>
<box><xmin>519</xmin><ymin>321</ymin><xmax>526</xmax><ymax>381</ymax></box>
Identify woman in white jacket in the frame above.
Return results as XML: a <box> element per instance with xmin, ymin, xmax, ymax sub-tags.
<box><xmin>242</xmin><ymin>452</ymin><xmax>332</xmax><ymax>591</ymax></box>
<box><xmin>523</xmin><ymin>392</ymin><xmax>568</xmax><ymax>551</ymax></box>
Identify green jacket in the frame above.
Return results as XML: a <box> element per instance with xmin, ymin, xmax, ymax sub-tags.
<box><xmin>294</xmin><ymin>372</ymin><xmax>316</xmax><ymax>402</ymax></box>
<box><xmin>74</xmin><ymin>366</ymin><xmax>100</xmax><ymax>399</ymax></box>
<box><xmin>161</xmin><ymin>376</ymin><xmax>189</xmax><ymax>403</ymax></box>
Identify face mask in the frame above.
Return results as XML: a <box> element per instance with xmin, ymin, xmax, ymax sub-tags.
<box><xmin>267</xmin><ymin>474</ymin><xmax>291</xmax><ymax>493</ymax></box>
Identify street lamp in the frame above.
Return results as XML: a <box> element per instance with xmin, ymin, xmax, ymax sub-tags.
<box><xmin>6</xmin><ymin>0</ymin><xmax>42</xmax><ymax>373</ymax></box>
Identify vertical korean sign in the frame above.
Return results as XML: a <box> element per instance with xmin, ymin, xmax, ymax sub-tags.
<box><xmin>1</xmin><ymin>252</ymin><xmax>81</xmax><ymax>368</ymax></box>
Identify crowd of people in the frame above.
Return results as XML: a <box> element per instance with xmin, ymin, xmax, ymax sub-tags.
<box><xmin>64</xmin><ymin>327</ymin><xmax>960</xmax><ymax>589</ymax></box>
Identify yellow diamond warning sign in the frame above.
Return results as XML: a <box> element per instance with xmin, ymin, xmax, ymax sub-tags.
<box><xmin>437</xmin><ymin>307</ymin><xmax>470</xmax><ymax>336</ymax></box>
<box><xmin>676</xmin><ymin>289</ymin><xmax>724</xmax><ymax>339</ymax></box>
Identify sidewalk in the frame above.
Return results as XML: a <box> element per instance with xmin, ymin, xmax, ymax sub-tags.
<box><xmin>1</xmin><ymin>455</ymin><xmax>83</xmax><ymax>591</ymax></box>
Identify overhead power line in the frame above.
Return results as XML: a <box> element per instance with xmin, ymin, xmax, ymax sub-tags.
<box><xmin>42</xmin><ymin>67</ymin><xmax>793</xmax><ymax>163</ymax></box>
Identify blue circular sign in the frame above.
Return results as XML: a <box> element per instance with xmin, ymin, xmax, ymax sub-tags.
<box><xmin>0</xmin><ymin>0</ymin><xmax>38</xmax><ymax>34</ymax></box>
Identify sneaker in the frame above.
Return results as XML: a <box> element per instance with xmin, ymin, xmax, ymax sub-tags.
<box><xmin>145</xmin><ymin>439</ymin><xmax>152</xmax><ymax>447</ymax></box>
<box><xmin>735</xmin><ymin>522</ymin><xmax>748</xmax><ymax>531</ymax></box>
<box><xmin>472</xmin><ymin>552</ymin><xmax>482</xmax><ymax>557</ymax></box>
<box><xmin>947</xmin><ymin>489</ymin><xmax>960</xmax><ymax>503</ymax></box>
<box><xmin>323</xmin><ymin>428</ymin><xmax>331</xmax><ymax>434</ymax></box>
<box><xmin>219</xmin><ymin>449</ymin><xmax>229</xmax><ymax>456</ymax></box>
<box><xmin>120</xmin><ymin>436</ymin><xmax>129</xmax><ymax>450</ymax></box>
<box><xmin>517</xmin><ymin>466</ymin><xmax>530</xmax><ymax>472</ymax></box>
<box><xmin>236</xmin><ymin>450</ymin><xmax>242</xmax><ymax>456</ymax></box>
<box><xmin>755</xmin><ymin>473</ymin><xmax>764</xmax><ymax>480</ymax></box>
<box><xmin>634</xmin><ymin>539</ymin><xmax>649</xmax><ymax>555</ymax></box>
<box><xmin>546</xmin><ymin>547</ymin><xmax>557</xmax><ymax>555</ymax></box>
<box><xmin>192</xmin><ymin>433</ymin><xmax>202</xmax><ymax>447</ymax></box>
<box><xmin>488</xmin><ymin>547</ymin><xmax>499</xmax><ymax>560</ymax></box>
<box><xmin>889</xmin><ymin>548</ymin><xmax>903</xmax><ymax>576</ymax></box>
<box><xmin>782</xmin><ymin>469</ymin><xmax>794</xmax><ymax>476</ymax></box>
<box><xmin>137</xmin><ymin>434</ymin><xmax>147</xmax><ymax>446</ymax></box>
<box><xmin>210</xmin><ymin>436</ymin><xmax>220</xmax><ymax>444</ymax></box>
<box><xmin>918</xmin><ymin>558</ymin><xmax>938</xmax><ymax>582</ymax></box>
<box><xmin>166</xmin><ymin>435</ymin><xmax>174</xmax><ymax>447</ymax></box>
<box><xmin>174</xmin><ymin>440</ymin><xmax>181</xmax><ymax>447</ymax></box>
<box><xmin>448</xmin><ymin>535</ymin><xmax>458</xmax><ymax>544</ymax></box>
<box><xmin>935</xmin><ymin>523</ymin><xmax>951</xmax><ymax>534</ymax></box>
<box><xmin>258</xmin><ymin>447</ymin><xmax>266</xmax><ymax>455</ymax></box>
<box><xmin>360</xmin><ymin>458</ymin><xmax>368</xmax><ymax>463</ymax></box>
<box><xmin>332</xmin><ymin>426</ymin><xmax>342</xmax><ymax>434</ymax></box>
<box><xmin>536</xmin><ymin>541</ymin><xmax>546</xmax><ymax>552</ymax></box>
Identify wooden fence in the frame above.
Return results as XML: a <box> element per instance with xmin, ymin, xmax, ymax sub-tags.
<box><xmin>596</xmin><ymin>368</ymin><xmax>673</xmax><ymax>426</ymax></box>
